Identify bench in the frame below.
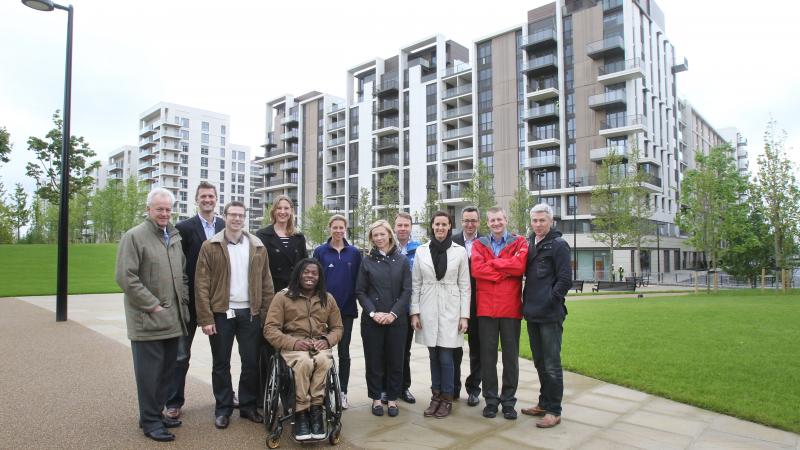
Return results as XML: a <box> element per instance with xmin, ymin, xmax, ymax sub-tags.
<box><xmin>625</xmin><ymin>276</ymin><xmax>649</xmax><ymax>287</ymax></box>
<box><xmin>571</xmin><ymin>280</ymin><xmax>585</xmax><ymax>293</ymax></box>
<box><xmin>592</xmin><ymin>280</ymin><xmax>637</xmax><ymax>292</ymax></box>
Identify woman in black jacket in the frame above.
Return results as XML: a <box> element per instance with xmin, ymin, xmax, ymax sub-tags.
<box><xmin>356</xmin><ymin>219</ymin><xmax>412</xmax><ymax>418</ymax></box>
<box><xmin>256</xmin><ymin>195</ymin><xmax>308</xmax><ymax>293</ymax></box>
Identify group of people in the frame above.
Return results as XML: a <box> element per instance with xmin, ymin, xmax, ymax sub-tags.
<box><xmin>116</xmin><ymin>181</ymin><xmax>573</xmax><ymax>444</ymax></box>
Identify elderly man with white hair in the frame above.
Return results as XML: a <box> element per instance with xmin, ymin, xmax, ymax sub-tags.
<box><xmin>520</xmin><ymin>203</ymin><xmax>572</xmax><ymax>429</ymax></box>
<box><xmin>116</xmin><ymin>188</ymin><xmax>191</xmax><ymax>443</ymax></box>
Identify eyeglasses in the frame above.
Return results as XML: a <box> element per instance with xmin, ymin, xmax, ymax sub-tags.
<box><xmin>462</xmin><ymin>219</ymin><xmax>479</xmax><ymax>224</ymax></box>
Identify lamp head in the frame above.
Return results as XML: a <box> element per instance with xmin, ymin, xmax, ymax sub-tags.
<box><xmin>22</xmin><ymin>0</ymin><xmax>55</xmax><ymax>11</ymax></box>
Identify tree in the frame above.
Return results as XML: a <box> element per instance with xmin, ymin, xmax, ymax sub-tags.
<box><xmin>9</xmin><ymin>183</ymin><xmax>30</xmax><ymax>242</ymax></box>
<box><xmin>90</xmin><ymin>182</ymin><xmax>125</xmax><ymax>242</ymax></box>
<box><xmin>415</xmin><ymin>188</ymin><xmax>442</xmax><ymax>240</ymax></box>
<box><xmin>0</xmin><ymin>126</ymin><xmax>11</xmax><ymax>165</ymax></box>
<box><xmin>591</xmin><ymin>150</ymin><xmax>632</xmax><ymax>278</ymax></box>
<box><xmin>462</xmin><ymin>161</ymin><xmax>495</xmax><ymax>235</ymax></box>
<box><xmin>0</xmin><ymin>182</ymin><xmax>13</xmax><ymax>244</ymax></box>
<box><xmin>509</xmin><ymin>172</ymin><xmax>535</xmax><ymax>237</ymax></box>
<box><xmin>351</xmin><ymin>187</ymin><xmax>373</xmax><ymax>249</ymax></box>
<box><xmin>377</xmin><ymin>171</ymin><xmax>399</xmax><ymax>225</ymax></box>
<box><xmin>121</xmin><ymin>177</ymin><xmax>148</xmax><ymax>233</ymax></box>
<box><xmin>623</xmin><ymin>146</ymin><xmax>654</xmax><ymax>276</ymax></box>
<box><xmin>69</xmin><ymin>191</ymin><xmax>91</xmax><ymax>243</ymax></box>
<box><xmin>25</xmin><ymin>110</ymin><xmax>100</xmax><ymax>204</ymax></box>
<box><xmin>676</xmin><ymin>145</ymin><xmax>749</xmax><ymax>291</ymax></box>
<box><xmin>301</xmin><ymin>195</ymin><xmax>332</xmax><ymax>247</ymax></box>
<box><xmin>720</xmin><ymin>196</ymin><xmax>773</xmax><ymax>287</ymax></box>
<box><xmin>752</xmin><ymin>119</ymin><xmax>800</xmax><ymax>276</ymax></box>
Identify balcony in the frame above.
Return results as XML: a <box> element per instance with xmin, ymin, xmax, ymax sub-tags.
<box><xmin>140</xmin><ymin>138</ymin><xmax>157</xmax><ymax>149</ymax></box>
<box><xmin>442</xmin><ymin>147</ymin><xmax>474</xmax><ymax>162</ymax></box>
<box><xmin>442</xmin><ymin>105</ymin><xmax>473</xmax><ymax>120</ymax></box>
<box><xmin>520</xmin><ymin>28</ymin><xmax>557</xmax><ymax>50</ymax></box>
<box><xmin>442</xmin><ymin>126</ymin><xmax>473</xmax><ymax>141</ymax></box>
<box><xmin>526</xmin><ymin>78</ymin><xmax>559</xmax><ymax>101</ymax></box>
<box><xmin>139</xmin><ymin>124</ymin><xmax>157</xmax><ymax>137</ymax></box>
<box><xmin>443</xmin><ymin>170</ymin><xmax>472</xmax><ymax>183</ymax></box>
<box><xmin>324</xmin><ymin>199</ymin><xmax>345</xmax><ymax>211</ymax></box>
<box><xmin>442</xmin><ymin>84</ymin><xmax>472</xmax><ymax>100</ymax></box>
<box><xmin>442</xmin><ymin>187</ymin><xmax>464</xmax><ymax>201</ymax></box>
<box><xmin>139</xmin><ymin>148</ymin><xmax>157</xmax><ymax>160</ymax></box>
<box><xmin>376</xmin><ymin>99</ymin><xmax>399</xmax><ymax>115</ymax></box>
<box><xmin>524</xmin><ymin>154</ymin><xmax>560</xmax><ymax>169</ymax></box>
<box><xmin>108</xmin><ymin>162</ymin><xmax>124</xmax><ymax>173</ymax></box>
<box><xmin>262</xmin><ymin>132</ymin><xmax>277</xmax><ymax>149</ymax></box>
<box><xmin>530</xmin><ymin>179</ymin><xmax>561</xmax><ymax>191</ymax></box>
<box><xmin>642</xmin><ymin>174</ymin><xmax>662</xmax><ymax>190</ymax></box>
<box><xmin>588</xmin><ymin>90</ymin><xmax>626</xmax><ymax>110</ymax></box>
<box><xmin>587</xmin><ymin>35</ymin><xmax>624</xmax><ymax>59</ymax></box>
<box><xmin>375</xmin><ymin>137</ymin><xmax>399</xmax><ymax>152</ymax></box>
<box><xmin>374</xmin><ymin>154</ymin><xmax>400</xmax><ymax>171</ymax></box>
<box><xmin>590</xmin><ymin>145</ymin><xmax>629</xmax><ymax>161</ymax></box>
<box><xmin>598</xmin><ymin>58</ymin><xmax>645</xmax><ymax>84</ymax></box>
<box><xmin>375</xmin><ymin>78</ymin><xmax>399</xmax><ymax>96</ymax></box>
<box><xmin>527</xmin><ymin>128</ymin><xmax>560</xmax><ymax>149</ymax></box>
<box><xmin>281</xmin><ymin>112</ymin><xmax>298</xmax><ymax>125</ymax></box>
<box><xmin>327</xmin><ymin>186</ymin><xmax>346</xmax><ymax>197</ymax></box>
<box><xmin>281</xmin><ymin>130</ymin><xmax>299</xmax><ymax>141</ymax></box>
<box><xmin>522</xmin><ymin>103</ymin><xmax>559</xmax><ymax>123</ymax></box>
<box><xmin>374</xmin><ymin>118</ymin><xmax>400</xmax><ymax>136</ymax></box>
<box><xmin>279</xmin><ymin>160</ymin><xmax>298</xmax><ymax>171</ymax></box>
<box><xmin>328</xmin><ymin>136</ymin><xmax>346</xmax><ymax>147</ymax></box>
<box><xmin>600</xmin><ymin>114</ymin><xmax>645</xmax><ymax>138</ymax></box>
<box><xmin>521</xmin><ymin>54</ymin><xmax>557</xmax><ymax>75</ymax></box>
<box><xmin>265</xmin><ymin>174</ymin><xmax>298</xmax><ymax>189</ymax></box>
<box><xmin>329</xmin><ymin>120</ymin><xmax>345</xmax><ymax>131</ymax></box>
<box><xmin>603</xmin><ymin>0</ymin><xmax>623</xmax><ymax>11</ymax></box>
<box><xmin>443</xmin><ymin>63</ymin><xmax>471</xmax><ymax>79</ymax></box>
<box><xmin>328</xmin><ymin>103</ymin><xmax>345</xmax><ymax>115</ymax></box>
<box><xmin>327</xmin><ymin>153</ymin><xmax>345</xmax><ymax>164</ymax></box>
<box><xmin>260</xmin><ymin>147</ymin><xmax>299</xmax><ymax>163</ymax></box>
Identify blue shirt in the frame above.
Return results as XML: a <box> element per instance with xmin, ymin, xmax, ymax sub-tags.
<box><xmin>490</xmin><ymin>231</ymin><xmax>510</xmax><ymax>257</ymax></box>
<box><xmin>313</xmin><ymin>239</ymin><xmax>362</xmax><ymax>317</ymax></box>
<box><xmin>200</xmin><ymin>215</ymin><xmax>217</xmax><ymax>240</ymax></box>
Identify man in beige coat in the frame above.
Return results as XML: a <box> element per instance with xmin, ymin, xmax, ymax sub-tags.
<box><xmin>116</xmin><ymin>188</ymin><xmax>190</xmax><ymax>443</ymax></box>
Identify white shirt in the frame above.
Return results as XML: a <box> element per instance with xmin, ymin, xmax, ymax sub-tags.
<box><xmin>227</xmin><ymin>235</ymin><xmax>250</xmax><ymax>309</ymax></box>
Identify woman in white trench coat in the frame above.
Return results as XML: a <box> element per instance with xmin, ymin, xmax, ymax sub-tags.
<box><xmin>410</xmin><ymin>211</ymin><xmax>471</xmax><ymax>419</ymax></box>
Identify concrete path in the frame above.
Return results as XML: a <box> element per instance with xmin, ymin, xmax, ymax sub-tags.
<box><xmin>9</xmin><ymin>293</ymin><xmax>799</xmax><ymax>449</ymax></box>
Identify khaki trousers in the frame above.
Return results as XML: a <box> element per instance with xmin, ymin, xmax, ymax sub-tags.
<box><xmin>281</xmin><ymin>349</ymin><xmax>333</xmax><ymax>412</ymax></box>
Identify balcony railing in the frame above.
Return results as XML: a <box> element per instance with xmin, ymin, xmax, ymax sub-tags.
<box><xmin>329</xmin><ymin>121</ymin><xmax>345</xmax><ymax>131</ymax></box>
<box><xmin>281</xmin><ymin>113</ymin><xmax>299</xmax><ymax>125</ymax></box>
<box><xmin>263</xmin><ymin>132</ymin><xmax>277</xmax><ymax>148</ymax></box>
<box><xmin>600</xmin><ymin>58</ymin><xmax>641</xmax><ymax>76</ymax></box>
<box><xmin>524</xmin><ymin>154</ymin><xmax>560</xmax><ymax>168</ymax></box>
<box><xmin>376</xmin><ymin>99</ymin><xmax>399</xmax><ymax>114</ymax></box>
<box><xmin>442</xmin><ymin>147</ymin><xmax>474</xmax><ymax>161</ymax></box>
<box><xmin>375</xmin><ymin>137</ymin><xmax>399</xmax><ymax>151</ymax></box>
<box><xmin>521</xmin><ymin>54</ymin><xmax>557</xmax><ymax>73</ymax></box>
<box><xmin>328</xmin><ymin>153</ymin><xmax>345</xmax><ymax>163</ymax></box>
<box><xmin>328</xmin><ymin>103</ymin><xmax>345</xmax><ymax>114</ymax></box>
<box><xmin>443</xmin><ymin>126</ymin><xmax>473</xmax><ymax>140</ymax></box>
<box><xmin>444</xmin><ymin>170</ymin><xmax>472</xmax><ymax>182</ymax></box>
<box><xmin>530</xmin><ymin>180</ymin><xmax>561</xmax><ymax>191</ymax></box>
<box><xmin>324</xmin><ymin>200</ymin><xmax>345</xmax><ymax>210</ymax></box>
<box><xmin>375</xmin><ymin>78</ymin><xmax>399</xmax><ymax>95</ymax></box>
<box><xmin>601</xmin><ymin>114</ymin><xmax>644</xmax><ymax>131</ymax></box>
<box><xmin>603</xmin><ymin>0</ymin><xmax>623</xmax><ymax>11</ymax></box>
<box><xmin>281</xmin><ymin>130</ymin><xmax>299</xmax><ymax>140</ymax></box>
<box><xmin>442</xmin><ymin>85</ymin><xmax>472</xmax><ymax>99</ymax></box>
<box><xmin>328</xmin><ymin>136</ymin><xmax>346</xmax><ymax>147</ymax></box>
<box><xmin>588</xmin><ymin>90</ymin><xmax>626</xmax><ymax>109</ymax></box>
<box><xmin>374</xmin><ymin>154</ymin><xmax>400</xmax><ymax>168</ymax></box>
<box><xmin>520</xmin><ymin>28</ymin><xmax>557</xmax><ymax>48</ymax></box>
<box><xmin>444</xmin><ymin>63</ymin><xmax>471</xmax><ymax>78</ymax></box>
<box><xmin>590</xmin><ymin>145</ymin><xmax>629</xmax><ymax>161</ymax></box>
<box><xmin>443</xmin><ymin>188</ymin><xmax>463</xmax><ymax>199</ymax></box>
<box><xmin>522</xmin><ymin>103</ymin><xmax>559</xmax><ymax>121</ymax></box>
<box><xmin>442</xmin><ymin>105</ymin><xmax>473</xmax><ymax>120</ymax></box>
<box><xmin>528</xmin><ymin>77</ymin><xmax>558</xmax><ymax>92</ymax></box>
<box><xmin>375</xmin><ymin>118</ymin><xmax>399</xmax><ymax>130</ymax></box>
<box><xmin>587</xmin><ymin>35</ymin><xmax>624</xmax><ymax>59</ymax></box>
<box><xmin>280</xmin><ymin>160</ymin><xmax>298</xmax><ymax>171</ymax></box>
<box><xmin>528</xmin><ymin>128</ymin><xmax>559</xmax><ymax>142</ymax></box>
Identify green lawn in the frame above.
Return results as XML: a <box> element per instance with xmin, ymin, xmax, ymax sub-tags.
<box><xmin>0</xmin><ymin>244</ymin><xmax>121</xmax><ymax>297</ymax></box>
<box><xmin>519</xmin><ymin>290</ymin><xmax>800</xmax><ymax>433</ymax></box>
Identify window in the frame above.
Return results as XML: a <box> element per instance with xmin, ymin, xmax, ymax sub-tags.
<box><xmin>220</xmin><ymin>160</ymin><xmax>225</xmax><ymax>169</ymax></box>
<box><xmin>201</xmin><ymin>146</ymin><xmax>209</xmax><ymax>155</ymax></box>
<box><xmin>179</xmin><ymin>191</ymin><xmax>187</xmax><ymax>202</ymax></box>
<box><xmin>238</xmin><ymin>151</ymin><xmax>245</xmax><ymax>161</ymax></box>
<box><xmin>201</xmin><ymin>133</ymin><xmax>209</xmax><ymax>144</ymax></box>
<box><xmin>220</xmin><ymin>194</ymin><xmax>225</xmax><ymax>204</ymax></box>
<box><xmin>238</xmin><ymin>174</ymin><xmax>245</xmax><ymax>183</ymax></box>
<box><xmin>180</xmin><ymin>154</ymin><xmax>188</xmax><ymax>164</ymax></box>
<box><xmin>180</xmin><ymin>117</ymin><xmax>189</xmax><ymax>128</ymax></box>
<box><xmin>220</xmin><ymin>183</ymin><xmax>225</xmax><ymax>192</ymax></box>
<box><xmin>238</xmin><ymin>162</ymin><xmax>245</xmax><ymax>172</ymax></box>
<box><xmin>180</xmin><ymin>179</ymin><xmax>187</xmax><ymax>189</ymax></box>
<box><xmin>238</xmin><ymin>185</ymin><xmax>244</xmax><ymax>194</ymax></box>
<box><xmin>181</xmin><ymin>143</ymin><xmax>189</xmax><ymax>152</ymax></box>
<box><xmin>202</xmin><ymin>121</ymin><xmax>210</xmax><ymax>132</ymax></box>
<box><xmin>219</xmin><ymin>148</ymin><xmax>225</xmax><ymax>158</ymax></box>
<box><xmin>180</xmin><ymin>167</ymin><xmax>188</xmax><ymax>177</ymax></box>
<box><xmin>220</xmin><ymin>136</ymin><xmax>226</xmax><ymax>146</ymax></box>
<box><xmin>220</xmin><ymin>172</ymin><xmax>225</xmax><ymax>181</ymax></box>
<box><xmin>181</xmin><ymin>130</ymin><xmax>189</xmax><ymax>140</ymax></box>
<box><xmin>200</xmin><ymin>169</ymin><xmax>208</xmax><ymax>179</ymax></box>
<box><xmin>426</xmin><ymin>124</ymin><xmax>437</xmax><ymax>162</ymax></box>
<box><xmin>201</xmin><ymin>157</ymin><xmax>208</xmax><ymax>167</ymax></box>
<box><xmin>220</xmin><ymin>125</ymin><xmax>226</xmax><ymax>135</ymax></box>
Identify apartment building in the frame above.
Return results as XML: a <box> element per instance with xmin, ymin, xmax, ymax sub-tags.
<box><xmin>135</xmin><ymin>102</ymin><xmax>251</xmax><ymax>222</ymax></box>
<box><xmin>718</xmin><ymin>127</ymin><xmax>749</xmax><ymax>177</ymax></box>
<box><xmin>97</xmin><ymin>145</ymin><xmax>139</xmax><ymax>189</ymax></box>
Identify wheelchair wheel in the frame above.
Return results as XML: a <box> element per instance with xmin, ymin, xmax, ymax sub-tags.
<box><xmin>263</xmin><ymin>356</ymin><xmax>283</xmax><ymax>439</ymax></box>
<box><xmin>324</xmin><ymin>360</ymin><xmax>342</xmax><ymax>421</ymax></box>
<box><xmin>328</xmin><ymin>422</ymin><xmax>342</xmax><ymax>445</ymax></box>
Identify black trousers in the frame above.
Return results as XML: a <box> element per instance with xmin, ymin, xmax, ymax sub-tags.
<box><xmin>131</xmin><ymin>337</ymin><xmax>179</xmax><ymax>433</ymax></box>
<box><xmin>382</xmin><ymin>320</ymin><xmax>413</xmax><ymax>393</ymax></box>
<box><xmin>478</xmin><ymin>317</ymin><xmax>521</xmax><ymax>408</ymax></box>
<box><xmin>209</xmin><ymin>309</ymin><xmax>262</xmax><ymax>416</ymax></box>
<box><xmin>363</xmin><ymin>318</ymin><xmax>407</xmax><ymax>401</ymax></box>
<box><xmin>453</xmin><ymin>315</ymin><xmax>482</xmax><ymax>396</ymax></box>
<box><xmin>337</xmin><ymin>316</ymin><xmax>355</xmax><ymax>394</ymax></box>
<box><xmin>166</xmin><ymin>312</ymin><xmax>196</xmax><ymax>409</ymax></box>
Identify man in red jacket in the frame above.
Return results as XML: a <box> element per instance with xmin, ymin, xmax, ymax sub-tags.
<box><xmin>471</xmin><ymin>206</ymin><xmax>528</xmax><ymax>420</ymax></box>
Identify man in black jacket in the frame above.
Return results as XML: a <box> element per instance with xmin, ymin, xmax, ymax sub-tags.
<box><xmin>165</xmin><ymin>182</ymin><xmax>225</xmax><ymax>419</ymax></box>
<box><xmin>521</xmin><ymin>203</ymin><xmax>571</xmax><ymax>428</ymax></box>
<box><xmin>451</xmin><ymin>206</ymin><xmax>483</xmax><ymax>406</ymax></box>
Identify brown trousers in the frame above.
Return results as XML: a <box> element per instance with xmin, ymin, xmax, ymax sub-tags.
<box><xmin>281</xmin><ymin>349</ymin><xmax>333</xmax><ymax>412</ymax></box>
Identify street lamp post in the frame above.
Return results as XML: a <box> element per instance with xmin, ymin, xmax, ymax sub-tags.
<box><xmin>533</xmin><ymin>168</ymin><xmax>546</xmax><ymax>203</ymax></box>
<box><xmin>23</xmin><ymin>0</ymin><xmax>74</xmax><ymax>322</ymax></box>
<box><xmin>569</xmin><ymin>180</ymin><xmax>580</xmax><ymax>280</ymax></box>
<box><xmin>656</xmin><ymin>221</ymin><xmax>661</xmax><ymax>283</ymax></box>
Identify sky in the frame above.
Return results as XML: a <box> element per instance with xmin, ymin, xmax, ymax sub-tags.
<box><xmin>1</xmin><ymin>0</ymin><xmax>798</xmax><ymax>195</ymax></box>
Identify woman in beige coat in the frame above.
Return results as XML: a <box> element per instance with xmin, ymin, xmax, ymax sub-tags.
<box><xmin>410</xmin><ymin>211</ymin><xmax>470</xmax><ymax>418</ymax></box>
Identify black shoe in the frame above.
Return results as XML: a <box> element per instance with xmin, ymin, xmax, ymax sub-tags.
<box><xmin>240</xmin><ymin>409</ymin><xmax>263</xmax><ymax>423</ymax></box>
<box><xmin>144</xmin><ymin>428</ymin><xmax>175</xmax><ymax>442</ymax></box>
<box><xmin>162</xmin><ymin>416</ymin><xmax>182</xmax><ymax>428</ymax></box>
<box><xmin>309</xmin><ymin>406</ymin><xmax>325</xmax><ymax>439</ymax></box>
<box><xmin>214</xmin><ymin>415</ymin><xmax>230</xmax><ymax>429</ymax></box>
<box><xmin>502</xmin><ymin>406</ymin><xmax>518</xmax><ymax>420</ymax></box>
<box><xmin>400</xmin><ymin>389</ymin><xmax>416</xmax><ymax>404</ymax></box>
<box><xmin>380</xmin><ymin>392</ymin><xmax>388</xmax><ymax>404</ymax></box>
<box><xmin>294</xmin><ymin>411</ymin><xmax>311</xmax><ymax>441</ymax></box>
<box><xmin>467</xmin><ymin>392</ymin><xmax>480</xmax><ymax>407</ymax></box>
<box><xmin>371</xmin><ymin>404</ymin><xmax>384</xmax><ymax>416</ymax></box>
<box><xmin>387</xmin><ymin>405</ymin><xmax>399</xmax><ymax>417</ymax></box>
<box><xmin>482</xmin><ymin>405</ymin><xmax>497</xmax><ymax>418</ymax></box>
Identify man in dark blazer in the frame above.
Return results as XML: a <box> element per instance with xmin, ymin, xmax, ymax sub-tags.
<box><xmin>452</xmin><ymin>206</ymin><xmax>483</xmax><ymax>406</ymax></box>
<box><xmin>165</xmin><ymin>181</ymin><xmax>225</xmax><ymax>419</ymax></box>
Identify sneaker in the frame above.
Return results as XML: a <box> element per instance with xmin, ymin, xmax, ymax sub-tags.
<box><xmin>294</xmin><ymin>411</ymin><xmax>311</xmax><ymax>441</ymax></box>
<box><xmin>340</xmin><ymin>392</ymin><xmax>349</xmax><ymax>410</ymax></box>
<box><xmin>310</xmin><ymin>406</ymin><xmax>325</xmax><ymax>439</ymax></box>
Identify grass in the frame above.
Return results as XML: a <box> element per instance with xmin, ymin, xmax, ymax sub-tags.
<box><xmin>0</xmin><ymin>244</ymin><xmax>121</xmax><ymax>297</ymax></box>
<box><xmin>519</xmin><ymin>290</ymin><xmax>800</xmax><ymax>433</ymax></box>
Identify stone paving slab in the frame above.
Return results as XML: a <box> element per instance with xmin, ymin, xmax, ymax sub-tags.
<box><xmin>14</xmin><ymin>293</ymin><xmax>800</xmax><ymax>450</ymax></box>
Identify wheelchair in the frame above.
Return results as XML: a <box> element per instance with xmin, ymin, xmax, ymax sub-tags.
<box><xmin>262</xmin><ymin>352</ymin><xmax>343</xmax><ymax>448</ymax></box>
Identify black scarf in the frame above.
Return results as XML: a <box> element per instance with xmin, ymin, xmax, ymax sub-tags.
<box><xmin>429</xmin><ymin>234</ymin><xmax>452</xmax><ymax>281</ymax></box>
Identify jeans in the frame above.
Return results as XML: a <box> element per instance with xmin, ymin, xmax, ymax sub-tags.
<box><xmin>527</xmin><ymin>321</ymin><xmax>564</xmax><ymax>416</ymax></box>
<box><xmin>337</xmin><ymin>316</ymin><xmax>354</xmax><ymax>394</ymax></box>
<box><xmin>428</xmin><ymin>347</ymin><xmax>455</xmax><ymax>395</ymax></box>
<box><xmin>209</xmin><ymin>309</ymin><xmax>262</xmax><ymax>416</ymax></box>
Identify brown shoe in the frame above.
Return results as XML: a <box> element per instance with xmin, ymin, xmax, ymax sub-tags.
<box><xmin>536</xmin><ymin>414</ymin><xmax>561</xmax><ymax>428</ymax></box>
<box><xmin>423</xmin><ymin>390</ymin><xmax>441</xmax><ymax>417</ymax></box>
<box><xmin>435</xmin><ymin>394</ymin><xmax>453</xmax><ymax>419</ymax></box>
<box><xmin>165</xmin><ymin>407</ymin><xmax>181</xmax><ymax>419</ymax></box>
<box><xmin>521</xmin><ymin>405</ymin><xmax>546</xmax><ymax>417</ymax></box>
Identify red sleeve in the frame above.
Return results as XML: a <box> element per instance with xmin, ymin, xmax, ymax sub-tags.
<box><xmin>489</xmin><ymin>238</ymin><xmax>528</xmax><ymax>277</ymax></box>
<box><xmin>470</xmin><ymin>241</ymin><xmax>505</xmax><ymax>282</ymax></box>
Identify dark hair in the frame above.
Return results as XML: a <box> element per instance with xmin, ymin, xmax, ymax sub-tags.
<box><xmin>461</xmin><ymin>206</ymin><xmax>479</xmax><ymax>216</ymax></box>
<box><xmin>286</xmin><ymin>258</ymin><xmax>328</xmax><ymax>306</ymax></box>
<box><xmin>195</xmin><ymin>181</ymin><xmax>217</xmax><ymax>199</ymax></box>
<box><xmin>429</xmin><ymin>211</ymin><xmax>453</xmax><ymax>239</ymax></box>
<box><xmin>223</xmin><ymin>201</ymin><xmax>246</xmax><ymax>216</ymax></box>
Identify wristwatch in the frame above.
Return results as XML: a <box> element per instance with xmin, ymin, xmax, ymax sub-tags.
<box><xmin>369</xmin><ymin>311</ymin><xmax>376</xmax><ymax>318</ymax></box>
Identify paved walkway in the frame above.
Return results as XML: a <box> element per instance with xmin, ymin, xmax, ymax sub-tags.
<box><xmin>7</xmin><ymin>294</ymin><xmax>799</xmax><ymax>449</ymax></box>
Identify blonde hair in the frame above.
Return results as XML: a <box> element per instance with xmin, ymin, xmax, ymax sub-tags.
<box><xmin>368</xmin><ymin>219</ymin><xmax>396</xmax><ymax>249</ymax></box>
<box><xmin>327</xmin><ymin>214</ymin><xmax>348</xmax><ymax>228</ymax></box>
<box><xmin>269</xmin><ymin>195</ymin><xmax>297</xmax><ymax>235</ymax></box>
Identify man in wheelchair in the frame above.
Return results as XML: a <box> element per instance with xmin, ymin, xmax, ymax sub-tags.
<box><xmin>264</xmin><ymin>258</ymin><xmax>343</xmax><ymax>441</ymax></box>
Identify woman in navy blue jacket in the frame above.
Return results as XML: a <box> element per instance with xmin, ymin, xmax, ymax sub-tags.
<box><xmin>312</xmin><ymin>214</ymin><xmax>362</xmax><ymax>409</ymax></box>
